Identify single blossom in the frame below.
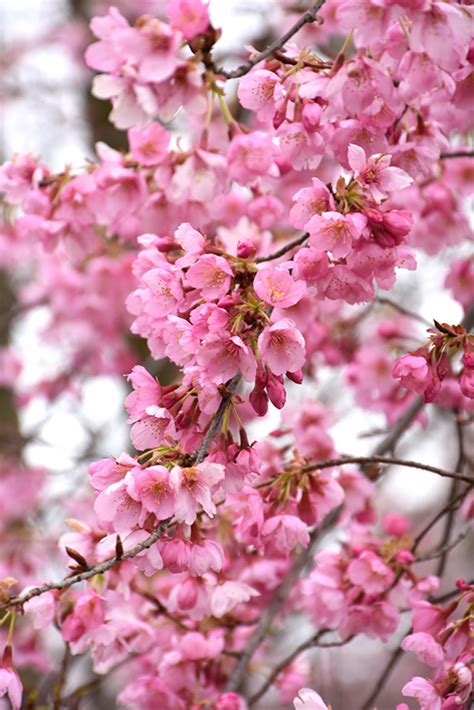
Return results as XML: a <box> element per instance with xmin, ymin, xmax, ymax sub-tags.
<box><xmin>307</xmin><ymin>211</ymin><xmax>367</xmax><ymax>258</ymax></box>
<box><xmin>170</xmin><ymin>462</ymin><xmax>225</xmax><ymax>524</ymax></box>
<box><xmin>258</xmin><ymin>319</ymin><xmax>306</xmax><ymax>376</ymax></box>
<box><xmin>293</xmin><ymin>688</ymin><xmax>328</xmax><ymax>710</ymax></box>
<box><xmin>254</xmin><ymin>267</ymin><xmax>306</xmax><ymax>309</ymax></box>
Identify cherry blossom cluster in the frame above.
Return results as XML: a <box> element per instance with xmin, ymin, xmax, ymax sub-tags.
<box><xmin>0</xmin><ymin>0</ymin><xmax>473</xmax><ymax>708</ymax></box>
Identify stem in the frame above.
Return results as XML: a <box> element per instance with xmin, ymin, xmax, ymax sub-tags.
<box><xmin>217</xmin><ymin>0</ymin><xmax>327</xmax><ymax>80</ymax></box>
<box><xmin>255</xmin><ymin>232</ymin><xmax>309</xmax><ymax>263</ymax></box>
<box><xmin>359</xmin><ymin>644</ymin><xmax>405</xmax><ymax>710</ymax></box>
<box><xmin>224</xmin><ymin>508</ymin><xmax>339</xmax><ymax>693</ymax></box>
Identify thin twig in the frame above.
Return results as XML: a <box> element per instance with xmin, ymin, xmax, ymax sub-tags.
<box><xmin>376</xmin><ymin>296</ymin><xmax>431</xmax><ymax>327</ymax></box>
<box><xmin>248</xmin><ymin>632</ymin><xmax>355</xmax><ymax>706</ymax></box>
<box><xmin>255</xmin><ymin>232</ymin><xmax>309</xmax><ymax>263</ymax></box>
<box><xmin>440</xmin><ymin>150</ymin><xmax>474</xmax><ymax>159</ymax></box>
<box><xmin>217</xmin><ymin>0</ymin><xmax>327</xmax><ymax>79</ymax></box>
<box><xmin>416</xmin><ymin>527</ymin><xmax>471</xmax><ymax>562</ymax></box>
<box><xmin>359</xmin><ymin>644</ymin><xmax>406</xmax><ymax>710</ymax></box>
<box><xmin>224</xmin><ymin>509</ymin><xmax>338</xmax><ymax>693</ymax></box>
<box><xmin>1</xmin><ymin>520</ymin><xmax>172</xmax><ymax>611</ymax></box>
<box><xmin>301</xmin><ymin>455</ymin><xmax>473</xmax><ymax>485</ymax></box>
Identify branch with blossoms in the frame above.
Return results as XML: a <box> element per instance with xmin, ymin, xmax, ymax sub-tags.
<box><xmin>0</xmin><ymin>0</ymin><xmax>474</xmax><ymax>708</ymax></box>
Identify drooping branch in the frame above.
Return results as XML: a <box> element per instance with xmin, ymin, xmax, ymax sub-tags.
<box><xmin>217</xmin><ymin>0</ymin><xmax>327</xmax><ymax>79</ymax></box>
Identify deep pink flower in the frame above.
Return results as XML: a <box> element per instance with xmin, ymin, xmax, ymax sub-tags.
<box><xmin>290</xmin><ymin>179</ymin><xmax>335</xmax><ymax>231</ymax></box>
<box><xmin>392</xmin><ymin>354</ymin><xmax>432</xmax><ymax>394</ymax></box>
<box><xmin>262</xmin><ymin>515</ymin><xmax>309</xmax><ymax>556</ymax></box>
<box><xmin>197</xmin><ymin>333</ymin><xmax>257</xmax><ymax>384</ymax></box>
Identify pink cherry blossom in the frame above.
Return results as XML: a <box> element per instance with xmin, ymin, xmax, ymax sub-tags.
<box><xmin>402</xmin><ymin>677</ymin><xmax>442</xmax><ymax>710</ymax></box>
<box><xmin>227</xmin><ymin>132</ymin><xmax>276</xmax><ymax>185</ymax></box>
<box><xmin>307</xmin><ymin>212</ymin><xmax>367</xmax><ymax>259</ymax></box>
<box><xmin>258</xmin><ymin>318</ymin><xmax>305</xmax><ymax>376</ymax></box>
<box><xmin>170</xmin><ymin>462</ymin><xmax>225</xmax><ymax>524</ymax></box>
<box><xmin>167</xmin><ymin>0</ymin><xmax>210</xmax><ymax>40</ymax></box>
<box><xmin>0</xmin><ymin>648</ymin><xmax>22</xmax><ymax>710</ymax></box>
<box><xmin>347</xmin><ymin>550</ymin><xmax>394</xmax><ymax>595</ymax></box>
<box><xmin>402</xmin><ymin>632</ymin><xmax>444</xmax><ymax>668</ymax></box>
<box><xmin>185</xmin><ymin>254</ymin><xmax>233</xmax><ymax>300</ymax></box>
<box><xmin>348</xmin><ymin>143</ymin><xmax>413</xmax><ymax>202</ymax></box>
<box><xmin>128</xmin><ymin>123</ymin><xmax>170</xmax><ymax>165</ymax></box>
<box><xmin>293</xmin><ymin>688</ymin><xmax>328</xmax><ymax>710</ymax></box>
<box><xmin>392</xmin><ymin>354</ymin><xmax>432</xmax><ymax>394</ymax></box>
<box><xmin>254</xmin><ymin>267</ymin><xmax>306</xmax><ymax>309</ymax></box>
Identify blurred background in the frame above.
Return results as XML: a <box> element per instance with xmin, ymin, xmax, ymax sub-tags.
<box><xmin>0</xmin><ymin>1</ymin><xmax>472</xmax><ymax>708</ymax></box>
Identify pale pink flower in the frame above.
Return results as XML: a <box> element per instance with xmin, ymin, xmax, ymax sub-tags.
<box><xmin>142</xmin><ymin>266</ymin><xmax>184</xmax><ymax>317</ymax></box>
<box><xmin>347</xmin><ymin>550</ymin><xmax>394</xmax><ymax>594</ymax></box>
<box><xmin>179</xmin><ymin>630</ymin><xmax>224</xmax><ymax>661</ymax></box>
<box><xmin>227</xmin><ymin>132</ymin><xmax>276</xmax><ymax>184</ymax></box>
<box><xmin>254</xmin><ymin>267</ymin><xmax>306</xmax><ymax>309</ymax></box>
<box><xmin>88</xmin><ymin>452</ymin><xmax>136</xmax><ymax>491</ymax></box>
<box><xmin>0</xmin><ymin>647</ymin><xmax>22</xmax><ymax>710</ymax></box>
<box><xmin>258</xmin><ymin>319</ymin><xmax>305</xmax><ymax>376</ymax></box>
<box><xmin>402</xmin><ymin>677</ymin><xmax>442</xmax><ymax>710</ymax></box>
<box><xmin>188</xmin><ymin>540</ymin><xmax>224</xmax><ymax>576</ymax></box>
<box><xmin>127</xmin><ymin>465</ymin><xmax>176</xmax><ymax>520</ymax></box>
<box><xmin>210</xmin><ymin>581</ymin><xmax>259</xmax><ymax>618</ymax></box>
<box><xmin>23</xmin><ymin>590</ymin><xmax>56</xmax><ymax>630</ymax></box>
<box><xmin>125</xmin><ymin>366</ymin><xmax>161</xmax><ymax>422</ymax></box>
<box><xmin>262</xmin><ymin>515</ymin><xmax>309</xmax><ymax>556</ymax></box>
<box><xmin>128</xmin><ymin>123</ymin><xmax>170</xmax><ymax>165</ymax></box>
<box><xmin>197</xmin><ymin>333</ymin><xmax>257</xmax><ymax>384</ymax></box>
<box><xmin>402</xmin><ymin>632</ymin><xmax>444</xmax><ymax>668</ymax></box>
<box><xmin>130</xmin><ymin>404</ymin><xmax>176</xmax><ymax>451</ymax></box>
<box><xmin>170</xmin><ymin>462</ymin><xmax>225</xmax><ymax>524</ymax></box>
<box><xmin>94</xmin><ymin>475</ymin><xmax>142</xmax><ymax>533</ymax></box>
<box><xmin>348</xmin><ymin>144</ymin><xmax>412</xmax><ymax>202</ymax></box>
<box><xmin>237</xmin><ymin>69</ymin><xmax>280</xmax><ymax>122</ymax></box>
<box><xmin>185</xmin><ymin>254</ymin><xmax>233</xmax><ymax>300</ymax></box>
<box><xmin>167</xmin><ymin>0</ymin><xmax>210</xmax><ymax>40</ymax></box>
<box><xmin>290</xmin><ymin>178</ymin><xmax>335</xmax><ymax>230</ymax></box>
<box><xmin>293</xmin><ymin>688</ymin><xmax>328</xmax><ymax>710</ymax></box>
<box><xmin>392</xmin><ymin>354</ymin><xmax>432</xmax><ymax>394</ymax></box>
<box><xmin>307</xmin><ymin>212</ymin><xmax>367</xmax><ymax>258</ymax></box>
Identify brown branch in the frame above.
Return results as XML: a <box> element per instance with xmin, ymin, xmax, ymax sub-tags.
<box><xmin>359</xmin><ymin>643</ymin><xmax>406</xmax><ymax>710</ymax></box>
<box><xmin>248</xmin><ymin>631</ymin><xmax>354</xmax><ymax>706</ymax></box>
<box><xmin>376</xmin><ymin>296</ymin><xmax>431</xmax><ymax>327</ymax></box>
<box><xmin>255</xmin><ymin>232</ymin><xmax>309</xmax><ymax>263</ymax></box>
<box><xmin>1</xmin><ymin>519</ymin><xmax>172</xmax><ymax>611</ymax></box>
<box><xmin>416</xmin><ymin>527</ymin><xmax>471</xmax><ymax>562</ymax></box>
<box><xmin>440</xmin><ymin>150</ymin><xmax>474</xmax><ymax>159</ymax></box>
<box><xmin>217</xmin><ymin>1</ymin><xmax>327</xmax><ymax>79</ymax></box>
<box><xmin>301</xmin><ymin>455</ymin><xmax>473</xmax><ymax>485</ymax></box>
<box><xmin>224</xmin><ymin>508</ymin><xmax>339</xmax><ymax>693</ymax></box>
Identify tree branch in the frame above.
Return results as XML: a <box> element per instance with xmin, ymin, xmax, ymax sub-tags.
<box><xmin>301</xmin><ymin>455</ymin><xmax>473</xmax><ymax>485</ymax></box>
<box><xmin>217</xmin><ymin>1</ymin><xmax>327</xmax><ymax>79</ymax></box>
<box><xmin>255</xmin><ymin>232</ymin><xmax>309</xmax><ymax>263</ymax></box>
<box><xmin>440</xmin><ymin>150</ymin><xmax>474</xmax><ymax>159</ymax></box>
<box><xmin>224</xmin><ymin>508</ymin><xmax>339</xmax><ymax>693</ymax></box>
